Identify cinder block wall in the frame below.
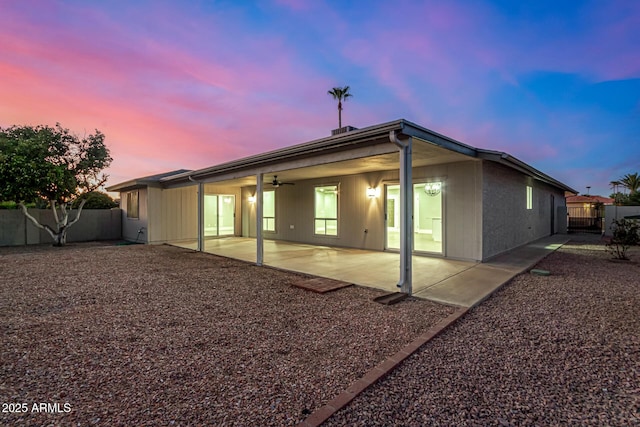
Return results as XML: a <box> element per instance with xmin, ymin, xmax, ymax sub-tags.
<box><xmin>481</xmin><ymin>162</ymin><xmax>565</xmax><ymax>260</ymax></box>
<box><xmin>0</xmin><ymin>209</ymin><xmax>122</xmax><ymax>246</ymax></box>
<box><xmin>604</xmin><ymin>205</ymin><xmax>640</xmax><ymax>236</ymax></box>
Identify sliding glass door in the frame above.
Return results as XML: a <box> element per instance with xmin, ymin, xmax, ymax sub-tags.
<box><xmin>204</xmin><ymin>194</ymin><xmax>235</xmax><ymax>237</ymax></box>
<box><xmin>385</xmin><ymin>182</ymin><xmax>443</xmax><ymax>253</ymax></box>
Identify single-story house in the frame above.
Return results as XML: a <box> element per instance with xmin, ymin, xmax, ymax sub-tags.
<box><xmin>107</xmin><ymin>119</ymin><xmax>575</xmax><ymax>294</ymax></box>
<box><xmin>565</xmin><ymin>194</ymin><xmax>614</xmax><ymax>234</ymax></box>
<box><xmin>566</xmin><ymin>194</ymin><xmax>614</xmax><ymax>209</ymax></box>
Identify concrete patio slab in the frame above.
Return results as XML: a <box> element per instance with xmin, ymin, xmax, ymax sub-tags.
<box><xmin>173</xmin><ymin>234</ymin><xmax>569</xmax><ymax>308</ymax></box>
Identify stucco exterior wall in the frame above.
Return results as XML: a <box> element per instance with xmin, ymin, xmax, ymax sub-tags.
<box><xmin>481</xmin><ymin>161</ymin><xmax>565</xmax><ymax>260</ymax></box>
<box><xmin>118</xmin><ymin>160</ymin><xmax>569</xmax><ymax>262</ymax></box>
<box><xmin>240</xmin><ymin>160</ymin><xmax>483</xmax><ymax>260</ymax></box>
<box><xmin>243</xmin><ymin>172</ymin><xmax>385</xmax><ymax>249</ymax></box>
<box><xmin>122</xmin><ymin>188</ymin><xmax>148</xmax><ymax>242</ymax></box>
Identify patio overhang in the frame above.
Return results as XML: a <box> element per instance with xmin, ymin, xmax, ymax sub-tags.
<box><xmin>159</xmin><ymin>119</ymin><xmax>480</xmax><ymax>188</ymax></box>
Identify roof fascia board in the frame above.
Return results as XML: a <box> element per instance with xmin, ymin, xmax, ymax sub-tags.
<box><xmin>478</xmin><ymin>149</ymin><xmax>577</xmax><ymax>193</ymax></box>
<box><xmin>163</xmin><ymin>121</ymin><xmax>405</xmax><ymax>185</ymax></box>
<box><xmin>109</xmin><ymin>118</ymin><xmax>574</xmax><ymax>195</ymax></box>
<box><xmin>179</xmin><ymin>143</ymin><xmax>401</xmax><ymax>186</ymax></box>
<box><xmin>106</xmin><ymin>180</ymin><xmax>164</xmax><ymax>192</ymax></box>
<box><xmin>399</xmin><ymin>120</ymin><xmax>478</xmax><ymax>157</ymax></box>
<box><xmin>106</xmin><ymin>169</ymin><xmax>191</xmax><ymax>192</ymax></box>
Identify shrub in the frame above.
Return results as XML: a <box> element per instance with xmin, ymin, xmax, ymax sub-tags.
<box><xmin>72</xmin><ymin>191</ymin><xmax>118</xmax><ymax>209</ymax></box>
<box><xmin>0</xmin><ymin>201</ymin><xmax>36</xmax><ymax>209</ymax></box>
<box><xmin>606</xmin><ymin>218</ymin><xmax>640</xmax><ymax>260</ymax></box>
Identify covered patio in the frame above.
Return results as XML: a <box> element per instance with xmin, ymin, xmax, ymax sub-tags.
<box><xmin>162</xmin><ymin>120</ymin><xmax>484</xmax><ymax>297</ymax></box>
<box><xmin>173</xmin><ymin>235</ymin><xmax>568</xmax><ymax>307</ymax></box>
<box><xmin>175</xmin><ymin>237</ymin><xmax>474</xmax><ymax>300</ymax></box>
<box><xmin>108</xmin><ymin>120</ymin><xmax>573</xmax><ymax>301</ymax></box>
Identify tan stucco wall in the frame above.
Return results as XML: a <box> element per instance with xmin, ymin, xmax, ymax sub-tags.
<box><xmin>125</xmin><ymin>159</ymin><xmax>568</xmax><ymax>262</ymax></box>
<box><xmin>240</xmin><ymin>160</ymin><xmax>483</xmax><ymax>260</ymax></box>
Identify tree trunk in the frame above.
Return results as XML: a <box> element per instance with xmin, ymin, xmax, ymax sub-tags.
<box><xmin>53</xmin><ymin>227</ymin><xmax>68</xmax><ymax>246</ymax></box>
<box><xmin>338</xmin><ymin>101</ymin><xmax>342</xmax><ymax>129</ymax></box>
<box><xmin>18</xmin><ymin>199</ymin><xmax>86</xmax><ymax>246</ymax></box>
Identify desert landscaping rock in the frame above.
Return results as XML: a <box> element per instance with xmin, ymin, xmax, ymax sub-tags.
<box><xmin>0</xmin><ymin>243</ymin><xmax>453</xmax><ymax>426</ymax></box>
<box><xmin>325</xmin><ymin>241</ymin><xmax>640</xmax><ymax>426</ymax></box>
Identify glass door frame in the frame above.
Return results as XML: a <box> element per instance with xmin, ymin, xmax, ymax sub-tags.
<box><xmin>204</xmin><ymin>194</ymin><xmax>236</xmax><ymax>238</ymax></box>
<box><xmin>384</xmin><ymin>181</ymin><xmax>444</xmax><ymax>255</ymax></box>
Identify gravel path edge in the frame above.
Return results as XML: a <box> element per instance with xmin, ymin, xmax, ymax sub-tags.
<box><xmin>298</xmin><ymin>306</ymin><xmax>470</xmax><ymax>427</ymax></box>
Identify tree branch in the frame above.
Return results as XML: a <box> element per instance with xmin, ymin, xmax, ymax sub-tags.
<box><xmin>61</xmin><ymin>202</ymin><xmax>69</xmax><ymax>226</ymax></box>
<box><xmin>51</xmin><ymin>200</ymin><xmax>60</xmax><ymax>225</ymax></box>
<box><xmin>18</xmin><ymin>202</ymin><xmax>56</xmax><ymax>240</ymax></box>
<box><xmin>67</xmin><ymin>199</ymin><xmax>87</xmax><ymax>228</ymax></box>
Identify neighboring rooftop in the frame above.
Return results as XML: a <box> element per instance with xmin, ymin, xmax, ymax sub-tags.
<box><xmin>566</xmin><ymin>195</ymin><xmax>614</xmax><ymax>205</ymax></box>
<box><xmin>106</xmin><ymin>169</ymin><xmax>192</xmax><ymax>192</ymax></box>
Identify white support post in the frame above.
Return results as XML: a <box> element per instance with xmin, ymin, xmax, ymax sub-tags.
<box><xmin>256</xmin><ymin>173</ymin><xmax>264</xmax><ymax>266</ymax></box>
<box><xmin>197</xmin><ymin>182</ymin><xmax>204</xmax><ymax>252</ymax></box>
<box><xmin>390</xmin><ymin>131</ymin><xmax>413</xmax><ymax>295</ymax></box>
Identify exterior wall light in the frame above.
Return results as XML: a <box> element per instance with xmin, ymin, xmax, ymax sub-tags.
<box><xmin>248</xmin><ymin>195</ymin><xmax>256</xmax><ymax>203</ymax></box>
<box><xmin>367</xmin><ymin>187</ymin><xmax>379</xmax><ymax>198</ymax></box>
<box><xmin>424</xmin><ymin>182</ymin><xmax>441</xmax><ymax>196</ymax></box>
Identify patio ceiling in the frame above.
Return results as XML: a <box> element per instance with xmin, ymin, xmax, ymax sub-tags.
<box><xmin>202</xmin><ymin>138</ymin><xmax>475</xmax><ymax>189</ymax></box>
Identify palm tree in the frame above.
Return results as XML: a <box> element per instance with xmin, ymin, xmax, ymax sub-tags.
<box><xmin>610</xmin><ymin>180</ymin><xmax>622</xmax><ymax>194</ymax></box>
<box><xmin>327</xmin><ymin>86</ymin><xmax>352</xmax><ymax>129</ymax></box>
<box><xmin>619</xmin><ymin>173</ymin><xmax>640</xmax><ymax>195</ymax></box>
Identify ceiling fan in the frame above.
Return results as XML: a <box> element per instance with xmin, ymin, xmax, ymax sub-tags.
<box><xmin>271</xmin><ymin>175</ymin><xmax>294</xmax><ymax>188</ymax></box>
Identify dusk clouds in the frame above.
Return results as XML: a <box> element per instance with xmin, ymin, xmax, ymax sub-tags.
<box><xmin>1</xmin><ymin>0</ymin><xmax>638</xmax><ymax>196</ymax></box>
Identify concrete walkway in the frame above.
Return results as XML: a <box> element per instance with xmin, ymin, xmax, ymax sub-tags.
<box><xmin>176</xmin><ymin>234</ymin><xmax>569</xmax><ymax>307</ymax></box>
<box><xmin>413</xmin><ymin>234</ymin><xmax>569</xmax><ymax>307</ymax></box>
<box><xmin>297</xmin><ymin>234</ymin><xmax>572</xmax><ymax>427</ymax></box>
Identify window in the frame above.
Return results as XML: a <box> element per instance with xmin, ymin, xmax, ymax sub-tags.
<box><xmin>314</xmin><ymin>185</ymin><xmax>338</xmax><ymax>236</ymax></box>
<box><xmin>263</xmin><ymin>190</ymin><xmax>275</xmax><ymax>232</ymax></box>
<box><xmin>526</xmin><ymin>185</ymin><xmax>533</xmax><ymax>210</ymax></box>
<box><xmin>126</xmin><ymin>191</ymin><xmax>139</xmax><ymax>219</ymax></box>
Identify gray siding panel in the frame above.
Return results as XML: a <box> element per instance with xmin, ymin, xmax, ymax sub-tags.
<box><xmin>440</xmin><ymin>161</ymin><xmax>482</xmax><ymax>260</ymax></box>
<box><xmin>158</xmin><ymin>186</ymin><xmax>198</xmax><ymax>243</ymax></box>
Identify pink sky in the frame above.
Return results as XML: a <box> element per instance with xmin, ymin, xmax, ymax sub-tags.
<box><xmin>1</xmin><ymin>0</ymin><xmax>638</xmax><ymax>197</ymax></box>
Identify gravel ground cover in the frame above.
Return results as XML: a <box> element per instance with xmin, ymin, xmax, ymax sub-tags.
<box><xmin>326</xmin><ymin>240</ymin><xmax>640</xmax><ymax>426</ymax></box>
<box><xmin>0</xmin><ymin>243</ymin><xmax>453</xmax><ymax>426</ymax></box>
